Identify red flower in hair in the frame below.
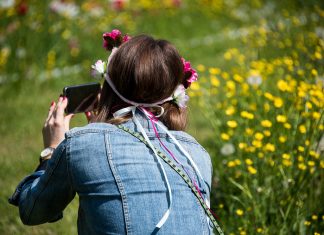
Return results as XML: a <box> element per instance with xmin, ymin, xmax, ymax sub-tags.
<box><xmin>182</xmin><ymin>58</ymin><xmax>198</xmax><ymax>88</ymax></box>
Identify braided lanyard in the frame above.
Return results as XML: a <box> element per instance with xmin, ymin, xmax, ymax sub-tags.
<box><xmin>117</xmin><ymin>125</ymin><xmax>224</xmax><ymax>235</ymax></box>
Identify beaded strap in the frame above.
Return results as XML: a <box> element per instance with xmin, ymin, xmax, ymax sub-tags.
<box><xmin>117</xmin><ymin>125</ymin><xmax>224</xmax><ymax>235</ymax></box>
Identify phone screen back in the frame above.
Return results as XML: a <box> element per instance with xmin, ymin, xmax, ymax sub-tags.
<box><xmin>64</xmin><ymin>83</ymin><xmax>100</xmax><ymax>114</ymax></box>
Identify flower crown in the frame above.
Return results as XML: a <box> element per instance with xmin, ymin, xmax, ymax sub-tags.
<box><xmin>91</xmin><ymin>29</ymin><xmax>198</xmax><ymax>108</ymax></box>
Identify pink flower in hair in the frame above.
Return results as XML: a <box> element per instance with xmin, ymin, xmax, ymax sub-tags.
<box><xmin>182</xmin><ymin>58</ymin><xmax>198</xmax><ymax>88</ymax></box>
<box><xmin>104</xmin><ymin>29</ymin><xmax>121</xmax><ymax>40</ymax></box>
<box><xmin>103</xmin><ymin>29</ymin><xmax>123</xmax><ymax>51</ymax></box>
<box><xmin>123</xmin><ymin>34</ymin><xmax>131</xmax><ymax>42</ymax></box>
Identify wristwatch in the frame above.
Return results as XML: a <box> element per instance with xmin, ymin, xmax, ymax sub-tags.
<box><xmin>39</xmin><ymin>147</ymin><xmax>55</xmax><ymax>162</ymax></box>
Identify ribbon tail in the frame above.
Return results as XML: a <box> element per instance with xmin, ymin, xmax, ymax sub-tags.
<box><xmin>132</xmin><ymin>108</ymin><xmax>173</xmax><ymax>230</ymax></box>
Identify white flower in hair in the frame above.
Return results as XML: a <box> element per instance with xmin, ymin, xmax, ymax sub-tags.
<box><xmin>91</xmin><ymin>60</ymin><xmax>106</xmax><ymax>79</ymax></box>
<box><xmin>172</xmin><ymin>84</ymin><xmax>189</xmax><ymax>108</ymax></box>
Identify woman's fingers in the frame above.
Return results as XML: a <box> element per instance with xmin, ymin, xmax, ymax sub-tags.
<box><xmin>42</xmin><ymin>96</ymin><xmax>73</xmax><ymax>148</ymax></box>
<box><xmin>53</xmin><ymin>96</ymin><xmax>66</xmax><ymax>124</ymax></box>
<box><xmin>64</xmin><ymin>113</ymin><xmax>74</xmax><ymax>131</ymax></box>
<box><xmin>45</xmin><ymin>101</ymin><xmax>56</xmax><ymax>124</ymax></box>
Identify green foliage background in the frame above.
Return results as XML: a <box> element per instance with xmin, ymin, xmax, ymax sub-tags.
<box><xmin>1</xmin><ymin>0</ymin><xmax>323</xmax><ymax>234</ymax></box>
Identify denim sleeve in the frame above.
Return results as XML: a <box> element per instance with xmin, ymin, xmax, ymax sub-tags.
<box><xmin>8</xmin><ymin>139</ymin><xmax>76</xmax><ymax>225</ymax></box>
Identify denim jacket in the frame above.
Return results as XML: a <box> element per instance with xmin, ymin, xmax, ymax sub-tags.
<box><xmin>9</xmin><ymin>114</ymin><xmax>213</xmax><ymax>235</ymax></box>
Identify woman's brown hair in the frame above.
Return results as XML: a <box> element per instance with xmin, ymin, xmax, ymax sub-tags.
<box><xmin>93</xmin><ymin>35</ymin><xmax>187</xmax><ymax>130</ymax></box>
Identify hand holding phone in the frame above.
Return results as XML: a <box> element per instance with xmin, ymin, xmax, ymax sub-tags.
<box><xmin>63</xmin><ymin>82</ymin><xmax>101</xmax><ymax>114</ymax></box>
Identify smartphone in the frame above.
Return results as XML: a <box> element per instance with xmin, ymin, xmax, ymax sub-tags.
<box><xmin>63</xmin><ymin>82</ymin><xmax>101</xmax><ymax>114</ymax></box>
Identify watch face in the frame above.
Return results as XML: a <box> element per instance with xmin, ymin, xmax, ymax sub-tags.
<box><xmin>41</xmin><ymin>148</ymin><xmax>54</xmax><ymax>158</ymax></box>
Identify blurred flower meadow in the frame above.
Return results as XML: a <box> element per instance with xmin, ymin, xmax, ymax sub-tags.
<box><xmin>0</xmin><ymin>0</ymin><xmax>323</xmax><ymax>234</ymax></box>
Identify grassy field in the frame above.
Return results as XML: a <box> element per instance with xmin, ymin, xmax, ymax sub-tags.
<box><xmin>1</xmin><ymin>0</ymin><xmax>323</xmax><ymax>234</ymax></box>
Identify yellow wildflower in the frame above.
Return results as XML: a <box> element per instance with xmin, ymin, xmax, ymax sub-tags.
<box><xmin>245</xmin><ymin>128</ymin><xmax>254</xmax><ymax>135</ymax></box>
<box><xmin>310</xmin><ymin>167</ymin><xmax>315</xmax><ymax>174</ymax></box>
<box><xmin>245</xmin><ymin>158</ymin><xmax>253</xmax><ymax>165</ymax></box>
<box><xmin>282</xmin><ymin>159</ymin><xmax>292</xmax><ymax>167</ymax></box>
<box><xmin>248</xmin><ymin>166</ymin><xmax>257</xmax><ymax>174</ymax></box>
<box><xmin>242</xmin><ymin>83</ymin><xmax>249</xmax><ymax>93</ymax></box>
<box><xmin>257</xmin><ymin>228</ymin><xmax>263</xmax><ymax>233</ymax></box>
<box><xmin>277</xmin><ymin>79</ymin><xmax>289</xmax><ymax>91</ymax></box>
<box><xmin>255</xmin><ymin>132</ymin><xmax>264</xmax><ymax>140</ymax></box>
<box><xmin>235</xmin><ymin>159</ymin><xmax>242</xmax><ymax>165</ymax></box>
<box><xmin>264</xmin><ymin>92</ymin><xmax>274</xmax><ymax>100</ymax></box>
<box><xmin>276</xmin><ymin>115</ymin><xmax>287</xmax><ymax>123</ymax></box>
<box><xmin>238</xmin><ymin>143</ymin><xmax>247</xmax><ymax>149</ymax></box>
<box><xmin>299</xmin><ymin>125</ymin><xmax>307</xmax><ymax>134</ymax></box>
<box><xmin>274</xmin><ymin>97</ymin><xmax>284</xmax><ymax>108</ymax></box>
<box><xmin>227</xmin><ymin>161</ymin><xmax>236</xmax><ymax>168</ymax></box>
<box><xmin>298</xmin><ymin>155</ymin><xmax>304</xmax><ymax>162</ymax></box>
<box><xmin>264</xmin><ymin>103</ymin><xmax>270</xmax><ymax>112</ymax></box>
<box><xmin>306</xmin><ymin>101</ymin><xmax>312</xmax><ymax>109</ymax></box>
<box><xmin>264</xmin><ymin>143</ymin><xmax>276</xmax><ymax>152</ymax></box>
<box><xmin>258</xmin><ymin>152</ymin><xmax>264</xmax><ymax>158</ymax></box>
<box><xmin>298</xmin><ymin>146</ymin><xmax>305</xmax><ymax>152</ymax></box>
<box><xmin>47</xmin><ymin>50</ymin><xmax>56</xmax><ymax>70</ymax></box>
<box><xmin>226</xmin><ymin>81</ymin><xmax>236</xmax><ymax>90</ymax></box>
<box><xmin>209</xmin><ymin>67</ymin><xmax>220</xmax><ymax>75</ymax></box>
<box><xmin>315</xmin><ymin>51</ymin><xmax>322</xmax><ymax>60</ymax></box>
<box><xmin>318</xmin><ymin>160</ymin><xmax>324</xmax><ymax>169</ymax></box>
<box><xmin>312</xmin><ymin>215</ymin><xmax>318</xmax><ymax>220</ymax></box>
<box><xmin>252</xmin><ymin>140</ymin><xmax>263</xmax><ymax>148</ymax></box>
<box><xmin>236</xmin><ymin>209</ymin><xmax>244</xmax><ymax>216</ymax></box>
<box><xmin>248</xmin><ymin>146</ymin><xmax>256</xmax><ymax>153</ymax></box>
<box><xmin>279</xmin><ymin>136</ymin><xmax>287</xmax><ymax>143</ymax></box>
<box><xmin>225</xmin><ymin>106</ymin><xmax>235</xmax><ymax>116</ymax></box>
<box><xmin>263</xmin><ymin>130</ymin><xmax>271</xmax><ymax>136</ymax></box>
<box><xmin>312</xmin><ymin>112</ymin><xmax>321</xmax><ymax>119</ymax></box>
<box><xmin>310</xmin><ymin>151</ymin><xmax>319</xmax><ymax>159</ymax></box>
<box><xmin>227</xmin><ymin>120</ymin><xmax>238</xmax><ymax>128</ymax></box>
<box><xmin>218</xmin><ymin>204</ymin><xmax>224</xmax><ymax>209</ymax></box>
<box><xmin>307</xmin><ymin>161</ymin><xmax>315</xmax><ymax>167</ymax></box>
<box><xmin>298</xmin><ymin>163</ymin><xmax>307</xmax><ymax>170</ymax></box>
<box><xmin>210</xmin><ymin>76</ymin><xmax>220</xmax><ymax>87</ymax></box>
<box><xmin>311</xmin><ymin>69</ymin><xmax>318</xmax><ymax>76</ymax></box>
<box><xmin>224</xmin><ymin>51</ymin><xmax>232</xmax><ymax>60</ymax></box>
<box><xmin>282</xmin><ymin>153</ymin><xmax>290</xmax><ymax>160</ymax></box>
<box><xmin>268</xmin><ymin>158</ymin><xmax>275</xmax><ymax>166</ymax></box>
<box><xmin>261</xmin><ymin>120</ymin><xmax>272</xmax><ymax>127</ymax></box>
<box><xmin>221</xmin><ymin>72</ymin><xmax>229</xmax><ymax>80</ymax></box>
<box><xmin>241</xmin><ymin>111</ymin><xmax>254</xmax><ymax>119</ymax></box>
<box><xmin>305</xmin><ymin>140</ymin><xmax>310</xmax><ymax>146</ymax></box>
<box><xmin>233</xmin><ymin>74</ymin><xmax>244</xmax><ymax>83</ymax></box>
<box><xmin>304</xmin><ymin>220</ymin><xmax>311</xmax><ymax>226</ymax></box>
<box><xmin>314</xmin><ymin>232</ymin><xmax>320</xmax><ymax>235</ymax></box>
<box><xmin>249</xmin><ymin>103</ymin><xmax>257</xmax><ymax>111</ymax></box>
<box><xmin>284</xmin><ymin>123</ymin><xmax>292</xmax><ymax>129</ymax></box>
<box><xmin>190</xmin><ymin>82</ymin><xmax>200</xmax><ymax>91</ymax></box>
<box><xmin>221</xmin><ymin>133</ymin><xmax>230</xmax><ymax>140</ymax></box>
<box><xmin>196</xmin><ymin>64</ymin><xmax>205</xmax><ymax>72</ymax></box>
